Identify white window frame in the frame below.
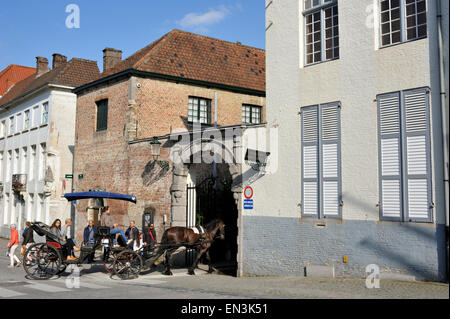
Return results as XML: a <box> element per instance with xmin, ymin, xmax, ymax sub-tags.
<box><xmin>378</xmin><ymin>0</ymin><xmax>427</xmax><ymax>48</ymax></box>
<box><xmin>33</xmin><ymin>105</ymin><xmax>40</xmax><ymax>128</ymax></box>
<box><xmin>242</xmin><ymin>104</ymin><xmax>262</xmax><ymax>124</ymax></box>
<box><xmin>9</xmin><ymin>116</ymin><xmax>15</xmax><ymax>135</ymax></box>
<box><xmin>41</xmin><ymin>102</ymin><xmax>49</xmax><ymax>125</ymax></box>
<box><xmin>188</xmin><ymin>97</ymin><xmax>211</xmax><ymax>124</ymax></box>
<box><xmin>377</xmin><ymin>87</ymin><xmax>432</xmax><ymax>223</ymax></box>
<box><xmin>301</xmin><ymin>101</ymin><xmax>342</xmax><ymax>219</ymax></box>
<box><xmin>303</xmin><ymin>0</ymin><xmax>339</xmax><ymax>66</ymax></box>
<box><xmin>24</xmin><ymin>109</ymin><xmax>31</xmax><ymax>130</ymax></box>
<box><xmin>0</xmin><ymin>120</ymin><xmax>5</xmax><ymax>138</ymax></box>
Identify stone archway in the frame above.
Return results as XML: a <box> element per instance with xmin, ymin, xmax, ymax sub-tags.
<box><xmin>168</xmin><ymin>134</ymin><xmax>244</xmax><ymax>275</ymax></box>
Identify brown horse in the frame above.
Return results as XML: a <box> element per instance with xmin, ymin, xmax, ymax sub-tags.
<box><xmin>150</xmin><ymin>219</ymin><xmax>225</xmax><ymax>276</ymax></box>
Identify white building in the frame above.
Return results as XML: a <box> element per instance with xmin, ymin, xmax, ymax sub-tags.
<box><xmin>0</xmin><ymin>54</ymin><xmax>99</xmax><ymax>237</ymax></box>
<box><xmin>240</xmin><ymin>0</ymin><xmax>449</xmax><ymax>281</ymax></box>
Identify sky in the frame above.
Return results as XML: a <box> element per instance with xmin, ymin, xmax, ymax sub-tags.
<box><xmin>0</xmin><ymin>0</ymin><xmax>265</xmax><ymax>71</ymax></box>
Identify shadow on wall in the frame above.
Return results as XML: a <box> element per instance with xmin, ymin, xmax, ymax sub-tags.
<box><xmin>344</xmin><ymin>193</ymin><xmax>446</xmax><ymax>281</ymax></box>
<box><xmin>358</xmin><ymin>224</ymin><xmax>446</xmax><ymax>281</ymax></box>
<box><xmin>236</xmin><ymin>167</ymin><xmax>265</xmax><ymax>187</ymax></box>
<box><xmin>141</xmin><ymin>160</ymin><xmax>170</xmax><ymax>186</ymax></box>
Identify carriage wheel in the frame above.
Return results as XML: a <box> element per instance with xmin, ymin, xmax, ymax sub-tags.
<box><xmin>112</xmin><ymin>250</ymin><xmax>143</xmax><ymax>280</ymax></box>
<box><xmin>104</xmin><ymin>257</ymin><xmax>115</xmax><ymax>275</ymax></box>
<box><xmin>23</xmin><ymin>243</ymin><xmax>63</xmax><ymax>280</ymax></box>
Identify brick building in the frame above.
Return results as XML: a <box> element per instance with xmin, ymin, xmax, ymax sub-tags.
<box><xmin>72</xmin><ymin>29</ymin><xmax>266</xmax><ymax>260</ymax></box>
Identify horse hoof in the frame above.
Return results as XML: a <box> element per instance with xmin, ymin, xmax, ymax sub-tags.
<box><xmin>188</xmin><ymin>269</ymin><xmax>195</xmax><ymax>275</ymax></box>
<box><xmin>163</xmin><ymin>271</ymin><xmax>173</xmax><ymax>276</ymax></box>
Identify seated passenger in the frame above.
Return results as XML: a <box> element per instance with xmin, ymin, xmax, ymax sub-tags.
<box><xmin>83</xmin><ymin>220</ymin><xmax>97</xmax><ymax>263</ymax></box>
<box><xmin>125</xmin><ymin>220</ymin><xmax>139</xmax><ymax>247</ymax></box>
<box><xmin>134</xmin><ymin>233</ymin><xmax>144</xmax><ymax>251</ymax></box>
<box><xmin>110</xmin><ymin>223</ymin><xmax>127</xmax><ymax>248</ymax></box>
<box><xmin>50</xmin><ymin>219</ymin><xmax>80</xmax><ymax>261</ymax></box>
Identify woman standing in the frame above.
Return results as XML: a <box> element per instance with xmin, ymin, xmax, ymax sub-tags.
<box><xmin>7</xmin><ymin>224</ymin><xmax>21</xmax><ymax>268</ymax></box>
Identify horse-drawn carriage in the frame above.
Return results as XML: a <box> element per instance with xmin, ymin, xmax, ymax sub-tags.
<box><xmin>22</xmin><ymin>191</ymin><xmax>225</xmax><ymax>280</ymax></box>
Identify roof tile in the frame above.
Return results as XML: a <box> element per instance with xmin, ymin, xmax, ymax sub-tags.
<box><xmin>99</xmin><ymin>30</ymin><xmax>265</xmax><ymax>92</ymax></box>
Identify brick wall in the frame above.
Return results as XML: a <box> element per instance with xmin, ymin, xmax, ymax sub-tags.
<box><xmin>73</xmin><ymin>75</ymin><xmax>265</xmax><ymax>242</ymax></box>
<box><xmin>135</xmin><ymin>77</ymin><xmax>265</xmax><ymax>138</ymax></box>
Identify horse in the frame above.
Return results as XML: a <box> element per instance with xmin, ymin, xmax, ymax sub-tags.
<box><xmin>150</xmin><ymin>219</ymin><xmax>225</xmax><ymax>276</ymax></box>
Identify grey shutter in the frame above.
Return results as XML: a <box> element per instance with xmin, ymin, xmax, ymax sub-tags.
<box><xmin>402</xmin><ymin>88</ymin><xmax>432</xmax><ymax>222</ymax></box>
<box><xmin>378</xmin><ymin>92</ymin><xmax>402</xmax><ymax>220</ymax></box>
<box><xmin>301</xmin><ymin>106</ymin><xmax>319</xmax><ymax>216</ymax></box>
<box><xmin>320</xmin><ymin>103</ymin><xmax>341</xmax><ymax>218</ymax></box>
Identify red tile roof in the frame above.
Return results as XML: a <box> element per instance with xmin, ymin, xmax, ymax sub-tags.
<box><xmin>0</xmin><ymin>58</ymin><xmax>100</xmax><ymax>108</ymax></box>
<box><xmin>100</xmin><ymin>29</ymin><xmax>265</xmax><ymax>93</ymax></box>
<box><xmin>0</xmin><ymin>65</ymin><xmax>36</xmax><ymax>97</ymax></box>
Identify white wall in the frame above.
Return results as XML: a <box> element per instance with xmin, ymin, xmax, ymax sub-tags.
<box><xmin>0</xmin><ymin>87</ymin><xmax>76</xmax><ymax>237</ymax></box>
<box><xmin>251</xmin><ymin>0</ymin><xmax>446</xmax><ymax>224</ymax></box>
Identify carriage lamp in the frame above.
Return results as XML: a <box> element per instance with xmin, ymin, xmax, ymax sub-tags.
<box><xmin>150</xmin><ymin>137</ymin><xmax>162</xmax><ymax>159</ymax></box>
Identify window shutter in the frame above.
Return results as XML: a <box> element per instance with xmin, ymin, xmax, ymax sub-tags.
<box><xmin>402</xmin><ymin>88</ymin><xmax>432</xmax><ymax>221</ymax></box>
<box><xmin>320</xmin><ymin>103</ymin><xmax>341</xmax><ymax>217</ymax></box>
<box><xmin>378</xmin><ymin>92</ymin><xmax>402</xmax><ymax>220</ymax></box>
<box><xmin>302</xmin><ymin>106</ymin><xmax>319</xmax><ymax>216</ymax></box>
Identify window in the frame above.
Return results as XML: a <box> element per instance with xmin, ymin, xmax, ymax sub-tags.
<box><xmin>96</xmin><ymin>99</ymin><xmax>108</xmax><ymax>131</ymax></box>
<box><xmin>13</xmin><ymin>149</ymin><xmax>19</xmax><ymax>174</ymax></box>
<box><xmin>41</xmin><ymin>102</ymin><xmax>49</xmax><ymax>125</ymax></box>
<box><xmin>39</xmin><ymin>143</ymin><xmax>46</xmax><ymax>180</ymax></box>
<box><xmin>33</xmin><ymin>106</ymin><xmax>40</xmax><ymax>127</ymax></box>
<box><xmin>379</xmin><ymin>0</ymin><xmax>427</xmax><ymax>47</ymax></box>
<box><xmin>301</xmin><ymin>102</ymin><xmax>342</xmax><ymax>219</ymax></box>
<box><xmin>6</xmin><ymin>151</ymin><xmax>11</xmax><ymax>182</ymax></box>
<box><xmin>9</xmin><ymin>116</ymin><xmax>14</xmax><ymax>135</ymax></box>
<box><xmin>377</xmin><ymin>88</ymin><xmax>431</xmax><ymax>222</ymax></box>
<box><xmin>242</xmin><ymin>105</ymin><xmax>262</xmax><ymax>124</ymax></box>
<box><xmin>16</xmin><ymin>113</ymin><xmax>23</xmax><ymax>132</ymax></box>
<box><xmin>21</xmin><ymin>147</ymin><xmax>27</xmax><ymax>174</ymax></box>
<box><xmin>303</xmin><ymin>0</ymin><xmax>339</xmax><ymax>65</ymax></box>
<box><xmin>188</xmin><ymin>97</ymin><xmax>211</xmax><ymax>124</ymax></box>
<box><xmin>24</xmin><ymin>110</ymin><xmax>31</xmax><ymax>130</ymax></box>
<box><xmin>0</xmin><ymin>120</ymin><xmax>5</xmax><ymax>138</ymax></box>
<box><xmin>0</xmin><ymin>151</ymin><xmax>3</xmax><ymax>182</ymax></box>
<box><xmin>29</xmin><ymin>145</ymin><xmax>36</xmax><ymax>181</ymax></box>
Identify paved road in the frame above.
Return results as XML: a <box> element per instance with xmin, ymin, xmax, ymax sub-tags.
<box><xmin>0</xmin><ymin>238</ymin><xmax>448</xmax><ymax>299</ymax></box>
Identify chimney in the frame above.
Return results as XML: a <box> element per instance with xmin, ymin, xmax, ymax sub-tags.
<box><xmin>52</xmin><ymin>53</ymin><xmax>67</xmax><ymax>69</ymax></box>
<box><xmin>103</xmin><ymin>48</ymin><xmax>122</xmax><ymax>73</ymax></box>
<box><xmin>36</xmin><ymin>56</ymin><xmax>50</xmax><ymax>77</ymax></box>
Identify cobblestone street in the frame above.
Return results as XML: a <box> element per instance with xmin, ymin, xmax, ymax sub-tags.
<box><xmin>0</xmin><ymin>238</ymin><xmax>448</xmax><ymax>299</ymax></box>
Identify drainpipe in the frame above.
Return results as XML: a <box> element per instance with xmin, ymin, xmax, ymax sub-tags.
<box><xmin>436</xmin><ymin>0</ymin><xmax>449</xmax><ymax>281</ymax></box>
<box><xmin>213</xmin><ymin>92</ymin><xmax>218</xmax><ymax>189</ymax></box>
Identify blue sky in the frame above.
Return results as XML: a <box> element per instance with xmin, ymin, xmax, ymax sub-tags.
<box><xmin>0</xmin><ymin>0</ymin><xmax>265</xmax><ymax>71</ymax></box>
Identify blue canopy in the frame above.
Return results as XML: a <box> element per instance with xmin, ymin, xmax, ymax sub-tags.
<box><xmin>64</xmin><ymin>191</ymin><xmax>137</xmax><ymax>204</ymax></box>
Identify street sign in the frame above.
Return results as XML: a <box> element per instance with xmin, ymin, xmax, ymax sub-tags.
<box><xmin>244</xmin><ymin>199</ymin><xmax>253</xmax><ymax>210</ymax></box>
<box><xmin>244</xmin><ymin>186</ymin><xmax>253</xmax><ymax>199</ymax></box>
<box><xmin>65</xmin><ymin>174</ymin><xmax>73</xmax><ymax>179</ymax></box>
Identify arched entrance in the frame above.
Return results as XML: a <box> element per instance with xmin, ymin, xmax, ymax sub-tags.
<box><xmin>170</xmin><ymin>136</ymin><xmax>243</xmax><ymax>276</ymax></box>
